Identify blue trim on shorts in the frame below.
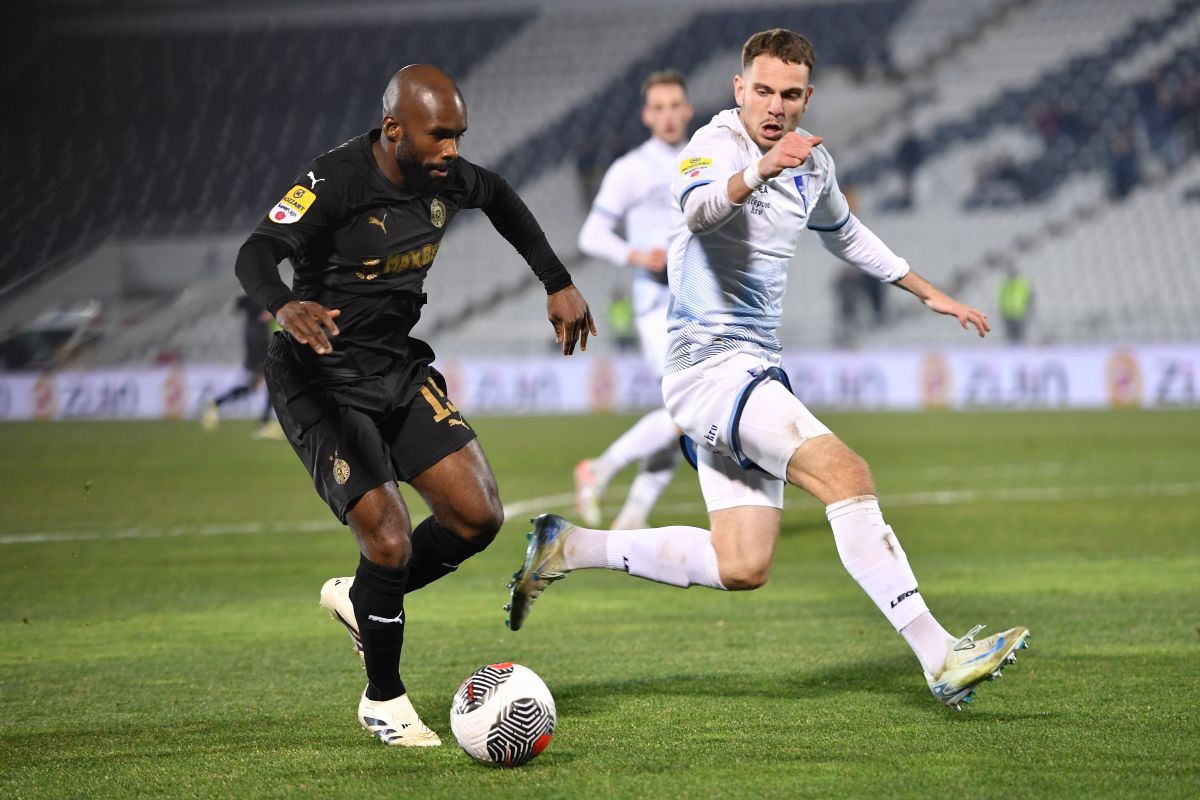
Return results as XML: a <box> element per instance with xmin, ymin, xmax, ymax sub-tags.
<box><xmin>678</xmin><ymin>366</ymin><xmax>795</xmax><ymax>475</ymax></box>
<box><xmin>679</xmin><ymin>434</ymin><xmax>699</xmax><ymax>471</ymax></box>
<box><xmin>726</xmin><ymin>366</ymin><xmax>794</xmax><ymax>473</ymax></box>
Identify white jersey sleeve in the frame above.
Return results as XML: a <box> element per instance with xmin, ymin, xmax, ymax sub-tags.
<box><xmin>806</xmin><ymin>145</ymin><xmax>910</xmax><ymax>283</ymax></box>
<box><xmin>578</xmin><ymin>209</ymin><xmax>633</xmax><ymax>266</ymax></box>
<box><xmin>672</xmin><ymin>123</ymin><xmax>743</xmax><ymax>213</ymax></box>
<box><xmin>578</xmin><ymin>157</ymin><xmax>636</xmax><ymax>265</ymax></box>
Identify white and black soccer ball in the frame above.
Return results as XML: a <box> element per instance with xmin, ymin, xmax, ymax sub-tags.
<box><xmin>450</xmin><ymin>662</ymin><xmax>556</xmax><ymax>767</ymax></box>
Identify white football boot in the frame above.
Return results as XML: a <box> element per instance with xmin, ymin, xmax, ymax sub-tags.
<box><xmin>505</xmin><ymin>514</ymin><xmax>574</xmax><ymax>631</ymax></box>
<box><xmin>200</xmin><ymin>399</ymin><xmax>219</xmax><ymax>432</ymax></box>
<box><xmin>573</xmin><ymin>460</ymin><xmax>604</xmax><ymax>527</ymax></box>
<box><xmin>318</xmin><ymin>577</ymin><xmax>363</xmax><ymax>667</ymax></box>
<box><xmin>358</xmin><ymin>691</ymin><xmax>441</xmax><ymax>747</ymax></box>
<box><xmin>926</xmin><ymin>624</ymin><xmax>1031</xmax><ymax>710</ymax></box>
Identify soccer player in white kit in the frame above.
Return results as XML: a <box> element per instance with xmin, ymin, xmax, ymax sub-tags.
<box><xmin>509</xmin><ymin>29</ymin><xmax>1029</xmax><ymax>710</ymax></box>
<box><xmin>574</xmin><ymin>70</ymin><xmax>694</xmax><ymax>530</ymax></box>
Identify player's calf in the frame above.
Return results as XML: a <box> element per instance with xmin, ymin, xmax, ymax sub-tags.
<box><xmin>405</xmin><ymin>513</ymin><xmax>500</xmax><ymax>593</ymax></box>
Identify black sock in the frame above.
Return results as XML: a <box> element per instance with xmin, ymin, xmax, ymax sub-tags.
<box><xmin>406</xmin><ymin>516</ymin><xmax>494</xmax><ymax>593</ymax></box>
<box><xmin>351</xmin><ymin>554</ymin><xmax>408</xmax><ymax>702</ymax></box>
<box><xmin>214</xmin><ymin>384</ymin><xmax>251</xmax><ymax>407</ymax></box>
<box><xmin>259</xmin><ymin>395</ymin><xmax>273</xmax><ymax>423</ymax></box>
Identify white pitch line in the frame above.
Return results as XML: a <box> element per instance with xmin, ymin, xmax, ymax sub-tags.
<box><xmin>502</xmin><ymin>482</ymin><xmax>1200</xmax><ymax>519</ymax></box>
<box><xmin>0</xmin><ymin>518</ymin><xmax>341</xmax><ymax>545</ymax></box>
<box><xmin>3</xmin><ymin>482</ymin><xmax>1198</xmax><ymax>545</ymax></box>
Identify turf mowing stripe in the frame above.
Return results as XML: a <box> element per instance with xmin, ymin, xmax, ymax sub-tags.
<box><xmin>3</xmin><ymin>482</ymin><xmax>1197</xmax><ymax>545</ymax></box>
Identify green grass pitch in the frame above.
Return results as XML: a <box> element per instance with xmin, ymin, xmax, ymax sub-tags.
<box><xmin>1</xmin><ymin>410</ymin><xmax>1198</xmax><ymax>798</ymax></box>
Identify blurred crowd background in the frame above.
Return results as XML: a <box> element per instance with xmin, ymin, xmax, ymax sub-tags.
<box><xmin>3</xmin><ymin>0</ymin><xmax>1199</xmax><ymax>372</ymax></box>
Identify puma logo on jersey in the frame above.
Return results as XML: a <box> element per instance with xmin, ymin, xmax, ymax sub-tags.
<box><xmin>368</xmin><ymin>212</ymin><xmax>388</xmax><ymax>234</ymax></box>
<box><xmin>448</xmin><ymin>418</ymin><xmax>470</xmax><ymax>428</ymax></box>
<box><xmin>307</xmin><ymin>171</ymin><xmax>325</xmax><ymax>189</ymax></box>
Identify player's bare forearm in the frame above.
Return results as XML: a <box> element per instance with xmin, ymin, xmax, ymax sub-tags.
<box><xmin>726</xmin><ymin>171</ymin><xmax>756</xmax><ymax>206</ymax></box>
<box><xmin>894</xmin><ymin>270</ymin><xmax>990</xmax><ymax>337</ymax></box>
<box><xmin>546</xmin><ymin>285</ymin><xmax>597</xmax><ymax>356</ymax></box>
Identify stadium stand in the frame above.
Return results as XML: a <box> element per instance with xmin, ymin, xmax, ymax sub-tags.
<box><xmin>3</xmin><ymin>0</ymin><xmax>1199</xmax><ymax>368</ymax></box>
<box><xmin>0</xmin><ymin>11</ymin><xmax>534</xmax><ymax>295</ymax></box>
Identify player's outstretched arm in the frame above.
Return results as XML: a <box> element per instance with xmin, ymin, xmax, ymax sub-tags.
<box><xmin>893</xmin><ymin>270</ymin><xmax>990</xmax><ymax>337</ymax></box>
<box><xmin>546</xmin><ymin>285</ymin><xmax>597</xmax><ymax>356</ymax></box>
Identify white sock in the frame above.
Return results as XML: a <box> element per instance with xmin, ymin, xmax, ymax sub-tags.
<box><xmin>563</xmin><ymin>524</ymin><xmax>724</xmax><ymax>589</ymax></box>
<box><xmin>612</xmin><ymin>447</ymin><xmax>680</xmax><ymax>529</ymax></box>
<box><xmin>901</xmin><ymin>611</ymin><xmax>953</xmax><ymax>675</ymax></box>
<box><xmin>592</xmin><ymin>407</ymin><xmax>679</xmax><ymax>485</ymax></box>
<box><xmin>826</xmin><ymin>495</ymin><xmax>931</xmax><ymax>632</ymax></box>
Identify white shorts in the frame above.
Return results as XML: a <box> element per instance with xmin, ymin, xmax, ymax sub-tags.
<box><xmin>633</xmin><ymin>279</ymin><xmax>671</xmax><ymax>378</ymax></box>
<box><xmin>662</xmin><ymin>349</ymin><xmax>832</xmax><ymax>511</ymax></box>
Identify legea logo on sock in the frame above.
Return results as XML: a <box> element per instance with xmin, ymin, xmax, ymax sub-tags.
<box><xmin>890</xmin><ymin>588</ymin><xmax>920</xmax><ymax>608</ymax></box>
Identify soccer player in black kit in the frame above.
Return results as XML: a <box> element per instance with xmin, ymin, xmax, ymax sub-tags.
<box><xmin>235</xmin><ymin>64</ymin><xmax>596</xmax><ymax>747</ymax></box>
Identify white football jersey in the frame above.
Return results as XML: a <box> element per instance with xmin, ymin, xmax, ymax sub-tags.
<box><xmin>582</xmin><ymin>136</ymin><xmax>683</xmax><ymax>323</ymax></box>
<box><xmin>664</xmin><ymin>109</ymin><xmax>851</xmax><ymax>373</ymax></box>
<box><xmin>590</xmin><ymin>136</ymin><xmax>684</xmax><ymax>253</ymax></box>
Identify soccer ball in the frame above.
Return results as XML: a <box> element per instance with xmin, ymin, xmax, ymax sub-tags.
<box><xmin>450</xmin><ymin>662</ymin><xmax>556</xmax><ymax>767</ymax></box>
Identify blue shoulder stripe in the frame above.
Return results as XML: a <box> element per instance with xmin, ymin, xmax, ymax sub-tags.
<box><xmin>678</xmin><ymin>180</ymin><xmax>714</xmax><ymax>207</ymax></box>
<box><xmin>807</xmin><ymin>211</ymin><xmax>851</xmax><ymax>232</ymax></box>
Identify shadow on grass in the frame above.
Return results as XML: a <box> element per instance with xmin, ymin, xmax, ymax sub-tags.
<box><xmin>554</xmin><ymin>654</ymin><xmax>1049</xmax><ymax>723</ymax></box>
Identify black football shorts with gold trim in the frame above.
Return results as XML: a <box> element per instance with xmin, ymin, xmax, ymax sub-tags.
<box><xmin>263</xmin><ymin>336</ymin><xmax>475</xmax><ymax>524</ymax></box>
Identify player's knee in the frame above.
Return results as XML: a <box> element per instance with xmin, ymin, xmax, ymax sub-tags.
<box><xmin>446</xmin><ymin>495</ymin><xmax>504</xmax><ymax>546</ymax></box>
<box><xmin>720</xmin><ymin>561</ymin><xmax>770</xmax><ymax>591</ymax></box>
<box><xmin>463</xmin><ymin>503</ymin><xmax>504</xmax><ymax>546</ymax></box>
<box><xmin>826</xmin><ymin>443</ymin><xmax>875</xmax><ymax>500</ymax></box>
<box><xmin>843</xmin><ymin>451</ymin><xmax>875</xmax><ymax>496</ymax></box>
<box><xmin>363</xmin><ymin>532</ymin><xmax>412</xmax><ymax>569</ymax></box>
<box><xmin>349</xmin><ymin>492</ymin><xmax>413</xmax><ymax>567</ymax></box>
<box><xmin>716</xmin><ymin>549</ymin><xmax>772</xmax><ymax>590</ymax></box>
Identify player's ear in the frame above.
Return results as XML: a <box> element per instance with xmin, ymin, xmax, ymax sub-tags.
<box><xmin>382</xmin><ymin>116</ymin><xmax>402</xmax><ymax>142</ymax></box>
<box><xmin>733</xmin><ymin>73</ymin><xmax>744</xmax><ymax>107</ymax></box>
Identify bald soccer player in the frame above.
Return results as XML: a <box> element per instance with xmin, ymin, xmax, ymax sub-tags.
<box><xmin>235</xmin><ymin>65</ymin><xmax>596</xmax><ymax>747</ymax></box>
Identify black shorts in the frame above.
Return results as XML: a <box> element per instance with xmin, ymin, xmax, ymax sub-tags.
<box><xmin>264</xmin><ymin>346</ymin><xmax>476</xmax><ymax>524</ymax></box>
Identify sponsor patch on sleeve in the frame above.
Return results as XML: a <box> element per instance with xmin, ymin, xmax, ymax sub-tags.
<box><xmin>679</xmin><ymin>156</ymin><xmax>713</xmax><ymax>179</ymax></box>
<box><xmin>268</xmin><ymin>185</ymin><xmax>316</xmax><ymax>225</ymax></box>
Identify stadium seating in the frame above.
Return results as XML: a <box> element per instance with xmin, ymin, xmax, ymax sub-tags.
<box><xmin>1</xmin><ymin>12</ymin><xmax>534</xmax><ymax>293</ymax></box>
<box><xmin>4</xmin><ymin>0</ymin><xmax>1200</xmax><ymax>369</ymax></box>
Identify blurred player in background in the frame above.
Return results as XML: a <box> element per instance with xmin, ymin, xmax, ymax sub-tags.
<box><xmin>200</xmin><ymin>294</ymin><xmax>281</xmax><ymax>438</ymax></box>
<box><xmin>510</xmin><ymin>30</ymin><xmax>1029</xmax><ymax>711</ymax></box>
<box><xmin>574</xmin><ymin>70</ymin><xmax>694</xmax><ymax>529</ymax></box>
<box><xmin>235</xmin><ymin>65</ymin><xmax>594</xmax><ymax>747</ymax></box>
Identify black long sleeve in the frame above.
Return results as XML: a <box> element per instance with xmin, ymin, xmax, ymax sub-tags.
<box><xmin>475</xmin><ymin>170</ymin><xmax>572</xmax><ymax>294</ymax></box>
<box><xmin>234</xmin><ymin>233</ymin><xmax>298</xmax><ymax>315</ymax></box>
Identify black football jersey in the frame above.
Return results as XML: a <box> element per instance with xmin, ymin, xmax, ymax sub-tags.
<box><xmin>252</xmin><ymin>130</ymin><xmax>507</xmax><ymax>383</ymax></box>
